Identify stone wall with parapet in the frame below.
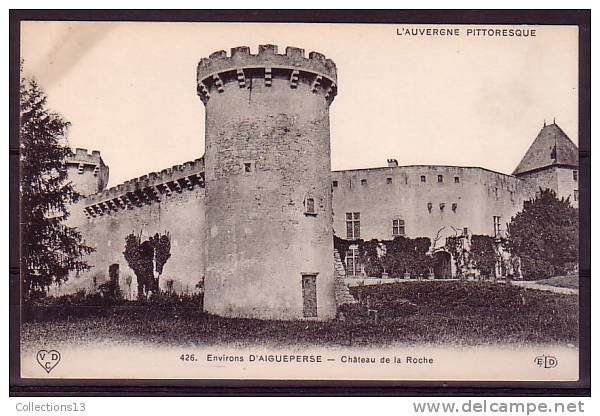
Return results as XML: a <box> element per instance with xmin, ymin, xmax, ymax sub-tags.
<box><xmin>65</xmin><ymin>148</ymin><xmax>110</xmax><ymax>197</ymax></box>
<box><xmin>67</xmin><ymin>147</ymin><xmax>105</xmax><ymax>165</ymax></box>
<box><xmin>331</xmin><ymin>164</ymin><xmax>532</xmax><ymax>246</ymax></box>
<box><xmin>197</xmin><ymin>44</ymin><xmax>337</xmax><ymax>82</ymax></box>
<box><xmin>82</xmin><ymin>157</ymin><xmax>204</xmax><ymax>218</ymax></box>
<box><xmin>57</xmin><ymin>157</ymin><xmax>206</xmax><ymax>298</ymax></box>
<box><xmin>196</xmin><ymin>45</ymin><xmax>337</xmax><ymax>106</ymax></box>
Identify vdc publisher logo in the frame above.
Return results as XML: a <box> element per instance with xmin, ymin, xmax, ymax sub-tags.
<box><xmin>534</xmin><ymin>355</ymin><xmax>558</xmax><ymax>368</ymax></box>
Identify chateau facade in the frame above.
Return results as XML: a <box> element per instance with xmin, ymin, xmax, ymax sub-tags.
<box><xmin>58</xmin><ymin>45</ymin><xmax>579</xmax><ymax>320</ymax></box>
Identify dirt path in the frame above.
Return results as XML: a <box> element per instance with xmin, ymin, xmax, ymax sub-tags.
<box><xmin>511</xmin><ymin>280</ymin><xmax>578</xmax><ymax>295</ymax></box>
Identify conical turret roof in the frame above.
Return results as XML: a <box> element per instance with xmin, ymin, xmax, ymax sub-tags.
<box><xmin>513</xmin><ymin>122</ymin><xmax>578</xmax><ymax>175</ymax></box>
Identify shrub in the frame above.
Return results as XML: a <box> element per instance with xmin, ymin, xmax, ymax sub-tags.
<box><xmin>521</xmin><ymin>257</ymin><xmax>555</xmax><ymax>280</ymax></box>
<box><xmin>506</xmin><ymin>188</ymin><xmax>578</xmax><ymax>280</ymax></box>
<box><xmin>470</xmin><ymin>235</ymin><xmax>498</xmax><ymax>278</ymax></box>
<box><xmin>360</xmin><ymin>239</ymin><xmax>384</xmax><ymax>278</ymax></box>
<box><xmin>334</xmin><ymin>235</ymin><xmax>434</xmax><ymax>279</ymax></box>
<box><xmin>337</xmin><ymin>302</ymin><xmax>368</xmax><ymax>320</ymax></box>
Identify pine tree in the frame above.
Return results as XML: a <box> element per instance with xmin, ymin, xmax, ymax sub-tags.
<box><xmin>20</xmin><ymin>73</ymin><xmax>94</xmax><ymax>301</ymax></box>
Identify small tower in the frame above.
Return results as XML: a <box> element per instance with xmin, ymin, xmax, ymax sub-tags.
<box><xmin>197</xmin><ymin>45</ymin><xmax>338</xmax><ymax>320</ymax></box>
<box><xmin>513</xmin><ymin>122</ymin><xmax>579</xmax><ymax>207</ymax></box>
<box><xmin>65</xmin><ymin>148</ymin><xmax>109</xmax><ymax>197</ymax></box>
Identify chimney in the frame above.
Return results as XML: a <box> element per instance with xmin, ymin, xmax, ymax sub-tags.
<box><xmin>387</xmin><ymin>158</ymin><xmax>398</xmax><ymax>167</ymax></box>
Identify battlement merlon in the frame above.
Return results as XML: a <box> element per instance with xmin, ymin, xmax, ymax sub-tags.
<box><xmin>196</xmin><ymin>45</ymin><xmax>337</xmax><ymax>103</ymax></box>
<box><xmin>83</xmin><ymin>157</ymin><xmax>205</xmax><ymax>208</ymax></box>
<box><xmin>66</xmin><ymin>148</ymin><xmax>106</xmax><ymax>166</ymax></box>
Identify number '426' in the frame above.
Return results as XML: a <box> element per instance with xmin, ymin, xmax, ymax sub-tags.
<box><xmin>180</xmin><ymin>353</ymin><xmax>196</xmax><ymax>362</ymax></box>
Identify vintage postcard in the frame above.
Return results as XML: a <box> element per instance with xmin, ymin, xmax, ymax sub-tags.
<box><xmin>13</xmin><ymin>16</ymin><xmax>587</xmax><ymax>387</ymax></box>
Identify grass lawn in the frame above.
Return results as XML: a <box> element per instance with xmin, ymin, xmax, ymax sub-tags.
<box><xmin>21</xmin><ymin>281</ymin><xmax>578</xmax><ymax>348</ymax></box>
<box><xmin>535</xmin><ymin>275</ymin><xmax>579</xmax><ymax>290</ymax></box>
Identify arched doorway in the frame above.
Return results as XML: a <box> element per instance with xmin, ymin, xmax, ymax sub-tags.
<box><xmin>433</xmin><ymin>251</ymin><xmax>452</xmax><ymax>279</ymax></box>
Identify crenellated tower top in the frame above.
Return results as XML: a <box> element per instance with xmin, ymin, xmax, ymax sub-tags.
<box><xmin>196</xmin><ymin>45</ymin><xmax>337</xmax><ymax>105</ymax></box>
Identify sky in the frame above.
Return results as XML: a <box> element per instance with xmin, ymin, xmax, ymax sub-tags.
<box><xmin>21</xmin><ymin>22</ymin><xmax>578</xmax><ymax>187</ymax></box>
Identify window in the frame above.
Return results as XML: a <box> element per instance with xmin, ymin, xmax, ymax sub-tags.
<box><xmin>305</xmin><ymin>197</ymin><xmax>316</xmax><ymax>215</ymax></box>
<box><xmin>346</xmin><ymin>212</ymin><xmax>360</xmax><ymax>239</ymax></box>
<box><xmin>420</xmin><ymin>175</ymin><xmax>426</xmax><ymax>183</ymax></box>
<box><xmin>573</xmin><ymin>170</ymin><xmax>578</xmax><ymax>181</ymax></box>
<box><xmin>437</xmin><ymin>175</ymin><xmax>443</xmax><ymax>183</ymax></box>
<box><xmin>332</xmin><ymin>180</ymin><xmax>338</xmax><ymax>188</ymax></box>
<box><xmin>386</xmin><ymin>177</ymin><xmax>393</xmax><ymax>184</ymax></box>
<box><xmin>360</xmin><ymin>179</ymin><xmax>367</xmax><ymax>185</ymax></box>
<box><xmin>345</xmin><ymin>246</ymin><xmax>360</xmax><ymax>276</ymax></box>
<box><xmin>78</xmin><ymin>163</ymin><xmax>84</xmax><ymax>174</ymax></box>
<box><xmin>243</xmin><ymin>161</ymin><xmax>254</xmax><ymax>175</ymax></box>
<box><xmin>574</xmin><ymin>190</ymin><xmax>579</xmax><ymax>202</ymax></box>
<box><xmin>392</xmin><ymin>218</ymin><xmax>405</xmax><ymax>237</ymax></box>
<box><xmin>454</xmin><ymin>176</ymin><xmax>460</xmax><ymax>183</ymax></box>
<box><xmin>493</xmin><ymin>216</ymin><xmax>502</xmax><ymax>237</ymax></box>
<box><xmin>463</xmin><ymin>227</ymin><xmax>468</xmax><ymax>236</ymax></box>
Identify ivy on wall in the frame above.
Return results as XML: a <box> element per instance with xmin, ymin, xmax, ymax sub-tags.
<box><xmin>446</xmin><ymin>234</ymin><xmax>500</xmax><ymax>279</ymax></box>
<box><xmin>334</xmin><ymin>235</ymin><xmax>433</xmax><ymax>279</ymax></box>
<box><xmin>123</xmin><ymin>231</ymin><xmax>172</xmax><ymax>298</ymax></box>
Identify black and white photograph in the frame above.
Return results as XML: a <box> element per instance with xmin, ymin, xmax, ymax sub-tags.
<box><xmin>10</xmin><ymin>11</ymin><xmax>590</xmax><ymax>391</ymax></box>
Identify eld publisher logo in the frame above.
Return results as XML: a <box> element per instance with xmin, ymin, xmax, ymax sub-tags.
<box><xmin>534</xmin><ymin>355</ymin><xmax>558</xmax><ymax>368</ymax></box>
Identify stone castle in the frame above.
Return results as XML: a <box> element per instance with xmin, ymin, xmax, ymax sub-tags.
<box><xmin>59</xmin><ymin>45</ymin><xmax>579</xmax><ymax>320</ymax></box>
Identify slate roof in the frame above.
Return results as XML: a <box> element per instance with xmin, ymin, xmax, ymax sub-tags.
<box><xmin>512</xmin><ymin>122</ymin><xmax>579</xmax><ymax>175</ymax></box>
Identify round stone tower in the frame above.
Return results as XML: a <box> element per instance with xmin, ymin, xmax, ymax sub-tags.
<box><xmin>197</xmin><ymin>45</ymin><xmax>338</xmax><ymax>320</ymax></box>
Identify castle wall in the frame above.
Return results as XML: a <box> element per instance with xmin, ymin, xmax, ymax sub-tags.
<box><xmin>199</xmin><ymin>46</ymin><xmax>337</xmax><ymax>320</ymax></box>
<box><xmin>331</xmin><ymin>165</ymin><xmax>529</xmax><ymax>248</ymax></box>
<box><xmin>54</xmin><ymin>160</ymin><xmax>206</xmax><ymax>298</ymax></box>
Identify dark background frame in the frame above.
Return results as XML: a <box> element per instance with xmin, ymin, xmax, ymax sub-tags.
<box><xmin>9</xmin><ymin>9</ymin><xmax>591</xmax><ymax>396</ymax></box>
